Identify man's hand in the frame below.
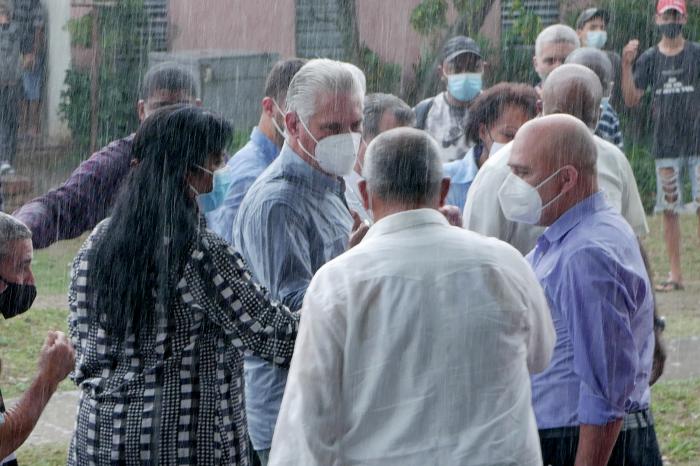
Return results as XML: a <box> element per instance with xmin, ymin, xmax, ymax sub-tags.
<box><xmin>439</xmin><ymin>205</ymin><xmax>463</xmax><ymax>227</ymax></box>
<box><xmin>38</xmin><ymin>331</ymin><xmax>75</xmax><ymax>387</ymax></box>
<box><xmin>622</xmin><ymin>40</ymin><xmax>640</xmax><ymax>67</ymax></box>
<box><xmin>348</xmin><ymin>210</ymin><xmax>369</xmax><ymax>249</ymax></box>
<box><xmin>22</xmin><ymin>53</ymin><xmax>36</xmax><ymax>71</ymax></box>
<box><xmin>575</xmin><ymin>420</ymin><xmax>623</xmax><ymax>466</ymax></box>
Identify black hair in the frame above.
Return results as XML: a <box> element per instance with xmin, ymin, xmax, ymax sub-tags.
<box><xmin>140</xmin><ymin>62</ymin><xmax>199</xmax><ymax>100</ymax></box>
<box><xmin>263</xmin><ymin>58</ymin><xmax>307</xmax><ymax>102</ymax></box>
<box><xmin>465</xmin><ymin>83</ymin><xmax>539</xmax><ymax>145</ymax></box>
<box><xmin>89</xmin><ymin>105</ymin><xmax>232</xmax><ymax>337</ymax></box>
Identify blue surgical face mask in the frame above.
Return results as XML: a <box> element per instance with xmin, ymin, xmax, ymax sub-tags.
<box><xmin>586</xmin><ymin>30</ymin><xmax>608</xmax><ymax>49</ymax></box>
<box><xmin>447</xmin><ymin>72</ymin><xmax>482</xmax><ymax>102</ymax></box>
<box><xmin>195</xmin><ymin>165</ymin><xmax>233</xmax><ymax>213</ymax></box>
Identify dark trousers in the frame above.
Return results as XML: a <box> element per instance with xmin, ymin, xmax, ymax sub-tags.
<box><xmin>0</xmin><ymin>84</ymin><xmax>19</xmax><ymax>165</ymax></box>
<box><xmin>540</xmin><ymin>424</ymin><xmax>663</xmax><ymax>466</ymax></box>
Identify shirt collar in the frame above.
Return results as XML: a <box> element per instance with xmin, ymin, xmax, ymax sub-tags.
<box><xmin>278</xmin><ymin>143</ymin><xmax>345</xmax><ymax>192</ymax></box>
<box><xmin>445</xmin><ymin>147</ymin><xmax>479</xmax><ymax>183</ymax></box>
<box><xmin>365</xmin><ymin>208</ymin><xmax>449</xmax><ymax>241</ymax></box>
<box><xmin>250</xmin><ymin>126</ymin><xmax>281</xmax><ymax>164</ymax></box>
<box><xmin>543</xmin><ymin>191</ymin><xmax>608</xmax><ymax>243</ymax></box>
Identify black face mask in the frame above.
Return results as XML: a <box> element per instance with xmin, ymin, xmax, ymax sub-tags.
<box><xmin>0</xmin><ymin>277</ymin><xmax>37</xmax><ymax>319</ymax></box>
<box><xmin>658</xmin><ymin>23</ymin><xmax>683</xmax><ymax>39</ymax></box>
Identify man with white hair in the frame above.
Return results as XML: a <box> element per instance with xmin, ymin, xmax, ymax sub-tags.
<box><xmin>268</xmin><ymin>128</ymin><xmax>555</xmax><ymax>466</ymax></box>
<box><xmin>232</xmin><ymin>58</ymin><xmax>367</xmax><ymax>465</ymax></box>
<box><xmin>503</xmin><ymin>115</ymin><xmax>661</xmax><ymax>465</ymax></box>
<box><xmin>532</xmin><ymin>24</ymin><xmax>581</xmax><ymax>95</ymax></box>
<box><xmin>0</xmin><ymin>213</ymin><xmax>75</xmax><ymax>465</ymax></box>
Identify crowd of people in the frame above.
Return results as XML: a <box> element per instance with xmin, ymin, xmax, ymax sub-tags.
<box><xmin>0</xmin><ymin>0</ymin><xmax>698</xmax><ymax>464</ymax></box>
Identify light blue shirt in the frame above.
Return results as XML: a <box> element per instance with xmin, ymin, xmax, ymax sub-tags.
<box><xmin>208</xmin><ymin>127</ymin><xmax>280</xmax><ymax>243</ymax></box>
<box><xmin>527</xmin><ymin>192</ymin><xmax>654</xmax><ymax>429</ymax></box>
<box><xmin>443</xmin><ymin>145</ymin><xmax>479</xmax><ymax>211</ymax></box>
<box><xmin>232</xmin><ymin>144</ymin><xmax>353</xmax><ymax>450</ymax></box>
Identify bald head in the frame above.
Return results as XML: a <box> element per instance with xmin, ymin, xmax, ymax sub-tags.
<box><xmin>565</xmin><ymin>47</ymin><xmax>613</xmax><ymax>97</ymax></box>
<box><xmin>542</xmin><ymin>64</ymin><xmax>603</xmax><ymax>129</ymax></box>
<box><xmin>507</xmin><ymin>114</ymin><xmax>598</xmax><ymax>225</ymax></box>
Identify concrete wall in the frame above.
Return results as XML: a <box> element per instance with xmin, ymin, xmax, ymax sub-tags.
<box><xmin>45</xmin><ymin>0</ymin><xmax>72</xmax><ymax>142</ymax></box>
<box><xmin>169</xmin><ymin>0</ymin><xmax>296</xmax><ymax>56</ymax></box>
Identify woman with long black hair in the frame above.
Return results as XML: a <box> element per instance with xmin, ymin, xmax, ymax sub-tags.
<box><xmin>67</xmin><ymin>105</ymin><xmax>299</xmax><ymax>465</ymax></box>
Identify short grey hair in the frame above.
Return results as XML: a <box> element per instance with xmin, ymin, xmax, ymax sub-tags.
<box><xmin>565</xmin><ymin>47</ymin><xmax>613</xmax><ymax>96</ymax></box>
<box><xmin>0</xmin><ymin>213</ymin><xmax>31</xmax><ymax>259</ymax></box>
<box><xmin>363</xmin><ymin>93</ymin><xmax>415</xmax><ymax>140</ymax></box>
<box><xmin>285</xmin><ymin>59</ymin><xmax>366</xmax><ymax>124</ymax></box>
<box><xmin>535</xmin><ymin>24</ymin><xmax>581</xmax><ymax>58</ymax></box>
<box><xmin>363</xmin><ymin>128</ymin><xmax>443</xmax><ymax>205</ymax></box>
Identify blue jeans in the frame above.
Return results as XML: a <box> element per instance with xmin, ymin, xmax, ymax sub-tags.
<box><xmin>654</xmin><ymin>157</ymin><xmax>700</xmax><ymax>214</ymax></box>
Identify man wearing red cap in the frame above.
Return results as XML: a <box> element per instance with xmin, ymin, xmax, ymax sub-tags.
<box><xmin>621</xmin><ymin>0</ymin><xmax>700</xmax><ymax>293</ymax></box>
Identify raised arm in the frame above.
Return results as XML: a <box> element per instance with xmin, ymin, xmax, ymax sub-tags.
<box><xmin>621</xmin><ymin>40</ymin><xmax>644</xmax><ymax>108</ymax></box>
<box><xmin>0</xmin><ymin>332</ymin><xmax>75</xmax><ymax>458</ymax></box>
<box><xmin>13</xmin><ymin>138</ymin><xmax>133</xmax><ymax>249</ymax></box>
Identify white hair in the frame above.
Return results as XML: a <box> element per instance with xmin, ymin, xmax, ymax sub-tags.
<box><xmin>0</xmin><ymin>213</ymin><xmax>31</xmax><ymax>259</ymax></box>
<box><xmin>363</xmin><ymin>128</ymin><xmax>443</xmax><ymax>205</ymax></box>
<box><xmin>285</xmin><ymin>58</ymin><xmax>366</xmax><ymax>124</ymax></box>
<box><xmin>535</xmin><ymin>24</ymin><xmax>581</xmax><ymax>58</ymax></box>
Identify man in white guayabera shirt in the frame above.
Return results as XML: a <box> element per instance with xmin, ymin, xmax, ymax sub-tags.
<box><xmin>269</xmin><ymin>128</ymin><xmax>555</xmax><ymax>466</ymax></box>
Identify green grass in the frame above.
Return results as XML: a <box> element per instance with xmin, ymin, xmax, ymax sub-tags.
<box><xmin>16</xmin><ymin>444</ymin><xmax>68</xmax><ymax>465</ymax></box>
<box><xmin>0</xmin><ymin>308</ymin><xmax>72</xmax><ymax>399</ymax></box>
<box><xmin>653</xmin><ymin>378</ymin><xmax>700</xmax><ymax>465</ymax></box>
<box><xmin>31</xmin><ymin>236</ymin><xmax>86</xmax><ymax>297</ymax></box>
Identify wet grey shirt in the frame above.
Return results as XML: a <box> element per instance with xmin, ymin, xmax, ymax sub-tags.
<box><xmin>232</xmin><ymin>143</ymin><xmax>353</xmax><ymax>450</ymax></box>
<box><xmin>0</xmin><ymin>23</ymin><xmax>21</xmax><ymax>84</ymax></box>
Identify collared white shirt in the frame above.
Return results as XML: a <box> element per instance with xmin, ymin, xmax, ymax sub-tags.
<box><xmin>463</xmin><ymin>135</ymin><xmax>649</xmax><ymax>256</ymax></box>
<box><xmin>269</xmin><ymin>208</ymin><xmax>555</xmax><ymax>466</ymax></box>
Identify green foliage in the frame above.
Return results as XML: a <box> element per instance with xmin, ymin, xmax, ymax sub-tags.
<box><xmin>60</xmin><ymin>0</ymin><xmax>150</xmax><ymax>153</ymax></box>
<box><xmin>65</xmin><ymin>14</ymin><xmax>93</xmax><ymax>48</ymax></box>
<box><xmin>410</xmin><ymin>0</ymin><xmax>447</xmax><ymax>37</ymax></box>
<box><xmin>357</xmin><ymin>45</ymin><xmax>402</xmax><ymax>95</ymax></box>
<box><xmin>503</xmin><ymin>0</ymin><xmax>541</xmax><ymax>47</ymax></box>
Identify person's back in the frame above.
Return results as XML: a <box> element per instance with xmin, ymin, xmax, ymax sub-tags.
<box><xmin>269</xmin><ymin>128</ymin><xmax>554</xmax><ymax>466</ymax></box>
<box><xmin>320</xmin><ymin>218</ymin><xmax>547</xmax><ymax>464</ymax></box>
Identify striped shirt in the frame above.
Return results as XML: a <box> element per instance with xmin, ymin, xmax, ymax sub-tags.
<box><xmin>67</xmin><ymin>219</ymin><xmax>300</xmax><ymax>465</ymax></box>
<box><xmin>596</xmin><ymin>100</ymin><xmax>624</xmax><ymax>150</ymax></box>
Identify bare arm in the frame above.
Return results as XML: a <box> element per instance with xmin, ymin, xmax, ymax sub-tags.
<box><xmin>574</xmin><ymin>420</ymin><xmax>623</xmax><ymax>466</ymax></box>
<box><xmin>621</xmin><ymin>40</ymin><xmax>644</xmax><ymax>108</ymax></box>
<box><xmin>0</xmin><ymin>332</ymin><xmax>75</xmax><ymax>457</ymax></box>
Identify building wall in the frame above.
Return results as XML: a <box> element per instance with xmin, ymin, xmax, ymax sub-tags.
<box><xmin>169</xmin><ymin>0</ymin><xmax>296</xmax><ymax>56</ymax></box>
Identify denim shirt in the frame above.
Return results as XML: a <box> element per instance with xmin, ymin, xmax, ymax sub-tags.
<box><xmin>232</xmin><ymin>144</ymin><xmax>353</xmax><ymax>450</ymax></box>
<box><xmin>207</xmin><ymin>127</ymin><xmax>280</xmax><ymax>243</ymax></box>
<box><xmin>443</xmin><ymin>145</ymin><xmax>480</xmax><ymax>211</ymax></box>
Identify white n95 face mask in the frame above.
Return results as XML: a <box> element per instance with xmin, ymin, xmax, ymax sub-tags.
<box><xmin>298</xmin><ymin>119</ymin><xmax>361</xmax><ymax>177</ymax></box>
<box><xmin>497</xmin><ymin>169</ymin><xmax>565</xmax><ymax>225</ymax></box>
<box><xmin>489</xmin><ymin>141</ymin><xmax>506</xmax><ymax>157</ymax></box>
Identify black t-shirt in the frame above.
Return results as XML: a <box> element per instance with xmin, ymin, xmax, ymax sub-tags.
<box><xmin>633</xmin><ymin>41</ymin><xmax>700</xmax><ymax>158</ymax></box>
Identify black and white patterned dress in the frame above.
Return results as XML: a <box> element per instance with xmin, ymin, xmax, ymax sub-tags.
<box><xmin>67</xmin><ymin>220</ymin><xmax>299</xmax><ymax>465</ymax></box>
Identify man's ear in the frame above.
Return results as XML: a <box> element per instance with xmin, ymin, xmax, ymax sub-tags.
<box><xmin>286</xmin><ymin>111</ymin><xmax>301</xmax><ymax>138</ymax></box>
<box><xmin>261</xmin><ymin>96</ymin><xmax>274</xmax><ymax>117</ymax></box>
<box><xmin>561</xmin><ymin>165</ymin><xmax>580</xmax><ymax>194</ymax></box>
<box><xmin>137</xmin><ymin>100</ymin><xmax>146</xmax><ymax>122</ymax></box>
<box><xmin>439</xmin><ymin>177</ymin><xmax>451</xmax><ymax>208</ymax></box>
<box><xmin>358</xmin><ymin>179</ymin><xmax>370</xmax><ymax>210</ymax></box>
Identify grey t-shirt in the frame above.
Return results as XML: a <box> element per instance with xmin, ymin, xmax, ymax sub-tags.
<box><xmin>423</xmin><ymin>92</ymin><xmax>472</xmax><ymax>163</ymax></box>
<box><xmin>0</xmin><ymin>23</ymin><xmax>21</xmax><ymax>84</ymax></box>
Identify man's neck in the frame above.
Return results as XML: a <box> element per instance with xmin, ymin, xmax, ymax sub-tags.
<box><xmin>443</xmin><ymin>91</ymin><xmax>470</xmax><ymax>108</ymax></box>
<box><xmin>258</xmin><ymin>115</ymin><xmax>283</xmax><ymax>148</ymax></box>
<box><xmin>659</xmin><ymin>36</ymin><xmax>685</xmax><ymax>55</ymax></box>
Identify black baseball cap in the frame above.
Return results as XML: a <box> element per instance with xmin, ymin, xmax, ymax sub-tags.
<box><xmin>576</xmin><ymin>8</ymin><xmax>610</xmax><ymax>29</ymax></box>
<box><xmin>441</xmin><ymin>36</ymin><xmax>482</xmax><ymax>63</ymax></box>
